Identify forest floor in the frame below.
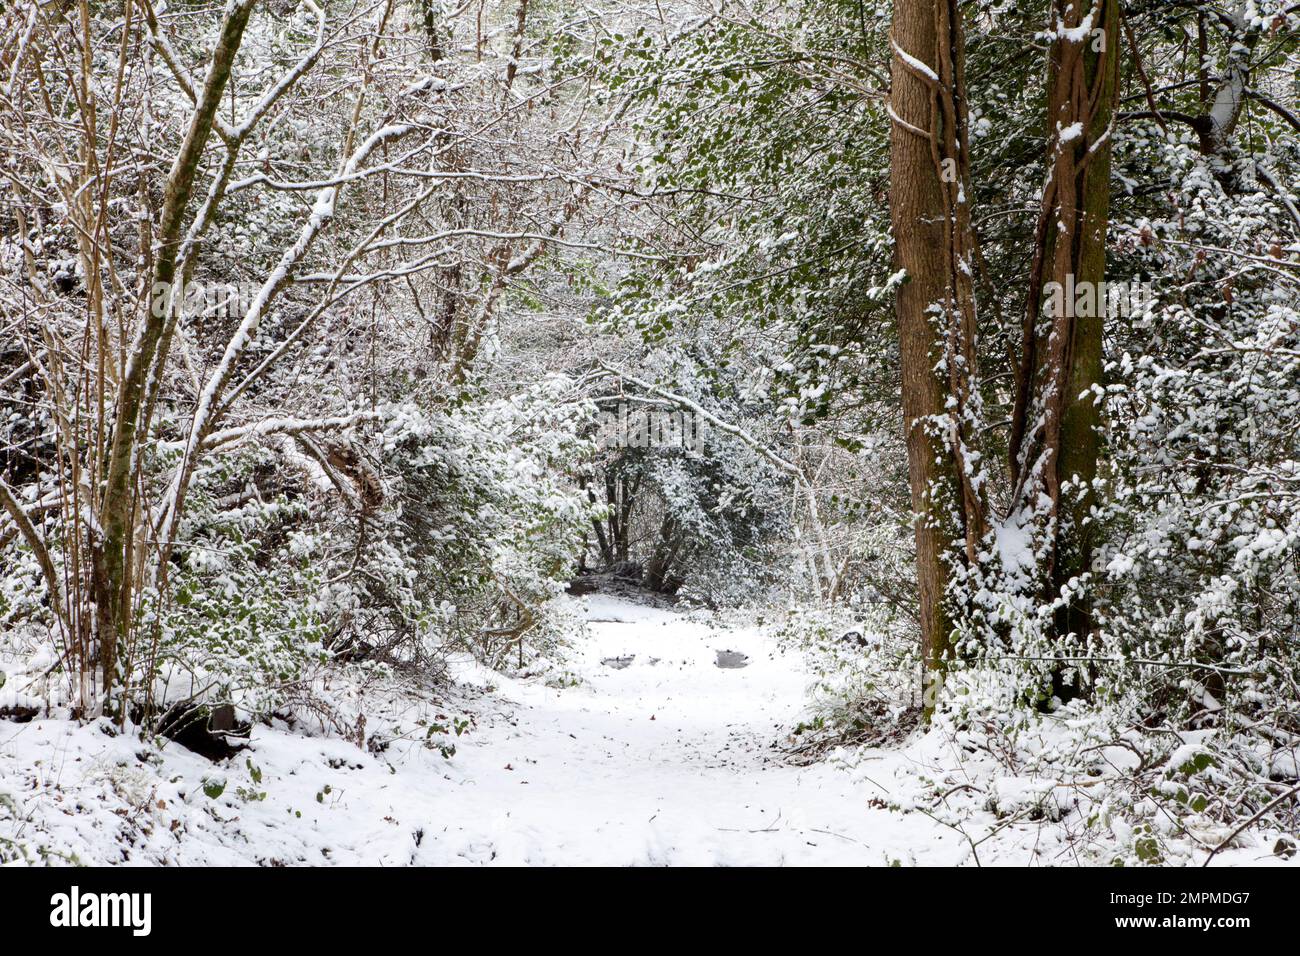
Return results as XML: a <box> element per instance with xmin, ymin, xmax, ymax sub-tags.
<box><xmin>0</xmin><ymin>594</ymin><xmax>1285</xmax><ymax>865</ymax></box>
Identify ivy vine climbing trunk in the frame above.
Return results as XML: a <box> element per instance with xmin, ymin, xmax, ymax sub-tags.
<box><xmin>888</xmin><ymin>0</ymin><xmax>986</xmax><ymax>716</ymax></box>
<box><xmin>1009</xmin><ymin>0</ymin><xmax>1121</xmax><ymax>691</ymax></box>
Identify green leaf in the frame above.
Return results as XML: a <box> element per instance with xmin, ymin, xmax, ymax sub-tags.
<box><xmin>1134</xmin><ymin>836</ymin><xmax>1162</xmax><ymax>863</ymax></box>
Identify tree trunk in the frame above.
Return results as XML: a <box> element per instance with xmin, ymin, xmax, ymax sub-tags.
<box><xmin>888</xmin><ymin>0</ymin><xmax>986</xmax><ymax>715</ymax></box>
<box><xmin>94</xmin><ymin>0</ymin><xmax>255</xmax><ymax>705</ymax></box>
<box><xmin>642</xmin><ymin>516</ymin><xmax>682</xmax><ymax>593</ymax></box>
<box><xmin>1009</xmin><ymin>0</ymin><xmax>1120</xmax><ymax>687</ymax></box>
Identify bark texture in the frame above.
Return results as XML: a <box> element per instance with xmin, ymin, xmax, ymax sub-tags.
<box><xmin>888</xmin><ymin>0</ymin><xmax>985</xmax><ymax>711</ymax></box>
<box><xmin>1009</xmin><ymin>0</ymin><xmax>1121</xmax><ymax>670</ymax></box>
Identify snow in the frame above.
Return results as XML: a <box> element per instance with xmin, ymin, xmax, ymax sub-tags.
<box><xmin>991</xmin><ymin>511</ymin><xmax>1038</xmax><ymax>593</ymax></box>
<box><xmin>1058</xmin><ymin>121</ymin><xmax>1083</xmax><ymax>144</ymax></box>
<box><xmin>989</xmin><ymin>776</ymin><xmax>1072</xmax><ymax>821</ymax></box>
<box><xmin>891</xmin><ymin>39</ymin><xmax>938</xmax><ymax>83</ymax></box>
<box><xmin>1056</xmin><ymin>12</ymin><xmax>1095</xmax><ymax>43</ymax></box>
<box><xmin>0</xmin><ymin>596</ymin><xmax>938</xmax><ymax>865</ymax></box>
<box><xmin>4</xmin><ymin>596</ymin><xmax>1296</xmax><ymax>866</ymax></box>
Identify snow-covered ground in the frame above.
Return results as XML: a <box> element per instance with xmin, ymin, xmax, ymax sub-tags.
<box><xmin>423</xmin><ymin>593</ymin><xmax>949</xmax><ymax>865</ymax></box>
<box><xmin>0</xmin><ymin>595</ymin><xmax>1289</xmax><ymax>866</ymax></box>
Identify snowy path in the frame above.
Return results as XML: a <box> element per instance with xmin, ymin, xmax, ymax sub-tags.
<box><xmin>405</xmin><ymin>594</ymin><xmax>947</xmax><ymax>865</ymax></box>
<box><xmin>0</xmin><ymin>595</ymin><xmax>957</xmax><ymax>866</ymax></box>
<box><xmin>6</xmin><ymin>597</ymin><xmax>1291</xmax><ymax>866</ymax></box>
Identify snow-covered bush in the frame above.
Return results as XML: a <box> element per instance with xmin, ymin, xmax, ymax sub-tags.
<box><xmin>0</xmin><ymin>377</ymin><xmax>600</xmax><ymax>720</ymax></box>
<box><xmin>377</xmin><ymin>377</ymin><xmax>598</xmax><ymax>667</ymax></box>
<box><xmin>883</xmin><ymin>121</ymin><xmax>1300</xmax><ymax>863</ymax></box>
<box><xmin>776</xmin><ymin>595</ymin><xmax>921</xmax><ymax>751</ymax></box>
<box><xmin>140</xmin><ymin>447</ymin><xmax>332</xmax><ymax>715</ymax></box>
<box><xmin>1096</xmin><ymin>126</ymin><xmax>1300</xmax><ymax>731</ymax></box>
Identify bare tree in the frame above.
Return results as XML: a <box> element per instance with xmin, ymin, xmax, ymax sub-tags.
<box><xmin>0</xmin><ymin>0</ymin><xmax>624</xmax><ymax>715</ymax></box>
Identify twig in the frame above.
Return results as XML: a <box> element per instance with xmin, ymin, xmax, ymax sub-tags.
<box><xmin>1201</xmin><ymin>780</ymin><xmax>1300</xmax><ymax>867</ymax></box>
